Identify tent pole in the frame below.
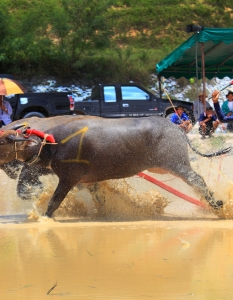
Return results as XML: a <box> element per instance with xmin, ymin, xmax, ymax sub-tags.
<box><xmin>158</xmin><ymin>74</ymin><xmax>162</xmax><ymax>98</ymax></box>
<box><xmin>201</xmin><ymin>42</ymin><xmax>206</xmax><ymax>112</ymax></box>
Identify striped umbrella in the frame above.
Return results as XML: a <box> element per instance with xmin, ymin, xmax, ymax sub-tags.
<box><xmin>0</xmin><ymin>78</ymin><xmax>25</xmax><ymax>95</ymax></box>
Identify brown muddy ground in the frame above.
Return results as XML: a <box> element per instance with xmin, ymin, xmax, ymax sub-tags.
<box><xmin>1</xmin><ymin>132</ymin><xmax>233</xmax><ymax>299</ymax></box>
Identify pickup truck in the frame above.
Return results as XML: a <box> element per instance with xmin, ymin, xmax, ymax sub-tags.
<box><xmin>2</xmin><ymin>75</ymin><xmax>194</xmax><ymax>122</ymax></box>
<box><xmin>1</xmin><ymin>74</ymin><xmax>73</xmax><ymax>121</ymax></box>
<box><xmin>70</xmin><ymin>83</ymin><xmax>194</xmax><ymax>120</ymax></box>
<box><xmin>6</xmin><ymin>91</ymin><xmax>73</xmax><ymax>120</ymax></box>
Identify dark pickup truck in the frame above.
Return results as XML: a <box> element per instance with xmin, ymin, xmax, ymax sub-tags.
<box><xmin>1</xmin><ymin>73</ymin><xmax>73</xmax><ymax>121</ymax></box>
<box><xmin>6</xmin><ymin>92</ymin><xmax>73</xmax><ymax>120</ymax></box>
<box><xmin>70</xmin><ymin>83</ymin><xmax>194</xmax><ymax>120</ymax></box>
<box><xmin>3</xmin><ymin>80</ymin><xmax>194</xmax><ymax>122</ymax></box>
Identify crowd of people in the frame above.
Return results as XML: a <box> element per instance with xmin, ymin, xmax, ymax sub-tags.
<box><xmin>169</xmin><ymin>89</ymin><xmax>233</xmax><ymax>138</ymax></box>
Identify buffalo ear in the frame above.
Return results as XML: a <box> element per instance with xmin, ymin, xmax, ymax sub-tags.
<box><xmin>6</xmin><ymin>135</ymin><xmax>40</xmax><ymax>146</ymax></box>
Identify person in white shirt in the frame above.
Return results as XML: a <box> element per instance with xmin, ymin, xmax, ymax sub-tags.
<box><xmin>0</xmin><ymin>95</ymin><xmax>13</xmax><ymax>127</ymax></box>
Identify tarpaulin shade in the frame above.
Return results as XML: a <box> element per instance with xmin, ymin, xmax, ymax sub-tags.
<box><xmin>156</xmin><ymin>28</ymin><xmax>233</xmax><ymax>79</ymax></box>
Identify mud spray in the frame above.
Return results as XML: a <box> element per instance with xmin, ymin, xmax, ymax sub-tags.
<box><xmin>27</xmin><ymin>174</ymin><xmax>168</xmax><ymax>221</ymax></box>
<box><xmin>190</xmin><ymin>153</ymin><xmax>233</xmax><ymax>219</ymax></box>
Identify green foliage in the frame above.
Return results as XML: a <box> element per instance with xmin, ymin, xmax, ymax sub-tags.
<box><xmin>1</xmin><ymin>0</ymin><xmax>233</xmax><ymax>83</ymax></box>
<box><xmin>72</xmin><ymin>47</ymin><xmax>154</xmax><ymax>85</ymax></box>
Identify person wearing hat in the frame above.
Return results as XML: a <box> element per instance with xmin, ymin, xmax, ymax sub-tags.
<box><xmin>221</xmin><ymin>89</ymin><xmax>233</xmax><ymax>132</ymax></box>
<box><xmin>193</xmin><ymin>92</ymin><xmax>211</xmax><ymax>121</ymax></box>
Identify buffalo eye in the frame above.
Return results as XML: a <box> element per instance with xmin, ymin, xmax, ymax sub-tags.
<box><xmin>5</xmin><ymin>137</ymin><xmax>16</xmax><ymax>144</ymax></box>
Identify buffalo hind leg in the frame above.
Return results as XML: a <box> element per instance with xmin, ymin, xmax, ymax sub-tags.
<box><xmin>181</xmin><ymin>169</ymin><xmax>223</xmax><ymax>209</ymax></box>
<box><xmin>45</xmin><ymin>179</ymin><xmax>76</xmax><ymax>217</ymax></box>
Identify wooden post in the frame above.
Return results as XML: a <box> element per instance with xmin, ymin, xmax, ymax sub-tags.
<box><xmin>201</xmin><ymin>42</ymin><xmax>206</xmax><ymax>112</ymax></box>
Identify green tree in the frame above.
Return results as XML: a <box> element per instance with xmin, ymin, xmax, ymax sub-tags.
<box><xmin>51</xmin><ymin>0</ymin><xmax>111</xmax><ymax>73</ymax></box>
<box><xmin>0</xmin><ymin>0</ymin><xmax>111</xmax><ymax>76</ymax></box>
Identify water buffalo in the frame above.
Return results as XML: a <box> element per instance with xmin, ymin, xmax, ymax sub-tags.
<box><xmin>0</xmin><ymin>115</ymin><xmax>231</xmax><ymax>217</ymax></box>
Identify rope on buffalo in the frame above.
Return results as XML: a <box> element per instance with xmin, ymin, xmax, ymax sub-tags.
<box><xmin>14</xmin><ymin>130</ymin><xmax>58</xmax><ymax>165</ymax></box>
<box><xmin>27</xmin><ymin>134</ymin><xmax>57</xmax><ymax>165</ymax></box>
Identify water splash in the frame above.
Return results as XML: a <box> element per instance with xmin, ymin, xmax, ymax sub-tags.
<box><xmin>28</xmin><ymin>177</ymin><xmax>168</xmax><ymax>221</ymax></box>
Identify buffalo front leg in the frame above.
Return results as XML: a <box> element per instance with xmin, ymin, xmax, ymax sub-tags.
<box><xmin>45</xmin><ymin>180</ymin><xmax>75</xmax><ymax>217</ymax></box>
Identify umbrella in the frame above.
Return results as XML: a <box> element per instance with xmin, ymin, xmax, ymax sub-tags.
<box><xmin>0</xmin><ymin>78</ymin><xmax>25</xmax><ymax>95</ymax></box>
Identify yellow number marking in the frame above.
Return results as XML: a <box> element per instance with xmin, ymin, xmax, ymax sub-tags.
<box><xmin>61</xmin><ymin>126</ymin><xmax>89</xmax><ymax>164</ymax></box>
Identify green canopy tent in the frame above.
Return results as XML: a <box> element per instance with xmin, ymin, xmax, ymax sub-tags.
<box><xmin>156</xmin><ymin>28</ymin><xmax>233</xmax><ymax>100</ymax></box>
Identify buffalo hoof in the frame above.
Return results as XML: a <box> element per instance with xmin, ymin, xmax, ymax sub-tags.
<box><xmin>45</xmin><ymin>211</ymin><xmax>53</xmax><ymax>218</ymax></box>
<box><xmin>216</xmin><ymin>200</ymin><xmax>223</xmax><ymax>208</ymax></box>
<box><xmin>208</xmin><ymin>199</ymin><xmax>223</xmax><ymax>210</ymax></box>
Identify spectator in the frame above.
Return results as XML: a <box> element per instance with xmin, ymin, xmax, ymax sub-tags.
<box><xmin>170</xmin><ymin>105</ymin><xmax>193</xmax><ymax>133</ymax></box>
<box><xmin>221</xmin><ymin>89</ymin><xmax>233</xmax><ymax>132</ymax></box>
<box><xmin>198</xmin><ymin>107</ymin><xmax>221</xmax><ymax>139</ymax></box>
<box><xmin>0</xmin><ymin>95</ymin><xmax>13</xmax><ymax>127</ymax></box>
<box><xmin>193</xmin><ymin>92</ymin><xmax>211</xmax><ymax>121</ymax></box>
<box><xmin>212</xmin><ymin>90</ymin><xmax>233</xmax><ymax>124</ymax></box>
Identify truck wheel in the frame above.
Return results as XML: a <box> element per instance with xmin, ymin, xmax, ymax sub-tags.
<box><xmin>23</xmin><ymin>112</ymin><xmax>45</xmax><ymax>118</ymax></box>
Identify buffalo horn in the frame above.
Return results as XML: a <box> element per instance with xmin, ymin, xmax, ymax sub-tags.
<box><xmin>8</xmin><ymin>124</ymin><xmax>27</xmax><ymax>131</ymax></box>
<box><xmin>7</xmin><ymin>134</ymin><xmax>28</xmax><ymax>142</ymax></box>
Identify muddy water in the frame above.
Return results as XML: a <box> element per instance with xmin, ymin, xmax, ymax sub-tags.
<box><xmin>1</xmin><ymin>151</ymin><xmax>233</xmax><ymax>299</ymax></box>
<box><xmin>1</xmin><ymin>220</ymin><xmax>233</xmax><ymax>299</ymax></box>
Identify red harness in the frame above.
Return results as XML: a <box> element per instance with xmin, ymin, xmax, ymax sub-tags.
<box><xmin>18</xmin><ymin>129</ymin><xmax>56</xmax><ymax>143</ymax></box>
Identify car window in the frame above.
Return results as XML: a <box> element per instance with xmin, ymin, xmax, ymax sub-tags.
<box><xmin>121</xmin><ymin>86</ymin><xmax>150</xmax><ymax>100</ymax></box>
<box><xmin>103</xmin><ymin>86</ymin><xmax>117</xmax><ymax>102</ymax></box>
